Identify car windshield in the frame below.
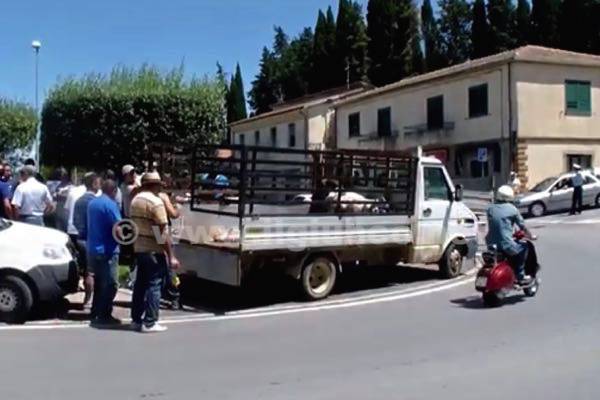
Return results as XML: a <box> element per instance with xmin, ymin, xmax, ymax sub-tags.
<box><xmin>0</xmin><ymin>218</ymin><xmax>12</xmax><ymax>231</ymax></box>
<box><xmin>530</xmin><ymin>177</ymin><xmax>557</xmax><ymax>192</ymax></box>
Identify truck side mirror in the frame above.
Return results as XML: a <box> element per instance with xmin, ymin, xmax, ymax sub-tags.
<box><xmin>454</xmin><ymin>184</ymin><xmax>464</xmax><ymax>202</ymax></box>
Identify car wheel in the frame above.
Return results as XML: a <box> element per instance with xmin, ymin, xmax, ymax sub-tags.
<box><xmin>595</xmin><ymin>194</ymin><xmax>600</xmax><ymax>208</ymax></box>
<box><xmin>529</xmin><ymin>202</ymin><xmax>546</xmax><ymax>218</ymax></box>
<box><xmin>300</xmin><ymin>256</ymin><xmax>338</xmax><ymax>301</ymax></box>
<box><xmin>439</xmin><ymin>243</ymin><xmax>464</xmax><ymax>279</ymax></box>
<box><xmin>0</xmin><ymin>275</ymin><xmax>34</xmax><ymax>324</ymax></box>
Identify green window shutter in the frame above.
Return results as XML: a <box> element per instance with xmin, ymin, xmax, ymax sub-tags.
<box><xmin>566</xmin><ymin>80</ymin><xmax>591</xmax><ymax>115</ymax></box>
<box><xmin>565</xmin><ymin>81</ymin><xmax>578</xmax><ymax>112</ymax></box>
<box><xmin>578</xmin><ymin>82</ymin><xmax>591</xmax><ymax>113</ymax></box>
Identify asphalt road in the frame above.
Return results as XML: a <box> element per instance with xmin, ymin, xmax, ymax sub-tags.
<box><xmin>1</xmin><ymin>209</ymin><xmax>599</xmax><ymax>400</ymax></box>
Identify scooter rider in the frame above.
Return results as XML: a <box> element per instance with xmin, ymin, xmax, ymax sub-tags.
<box><xmin>486</xmin><ymin>185</ymin><xmax>534</xmax><ymax>285</ymax></box>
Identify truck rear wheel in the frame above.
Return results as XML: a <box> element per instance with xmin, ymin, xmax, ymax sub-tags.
<box><xmin>0</xmin><ymin>275</ymin><xmax>34</xmax><ymax>324</ymax></box>
<box><xmin>301</xmin><ymin>256</ymin><xmax>337</xmax><ymax>301</ymax></box>
<box><xmin>439</xmin><ymin>243</ymin><xmax>464</xmax><ymax>279</ymax></box>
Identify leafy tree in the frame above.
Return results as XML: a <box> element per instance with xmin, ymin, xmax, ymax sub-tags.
<box><xmin>0</xmin><ymin>99</ymin><xmax>37</xmax><ymax>155</ymax></box>
<box><xmin>421</xmin><ymin>0</ymin><xmax>446</xmax><ymax>71</ymax></box>
<box><xmin>226</xmin><ymin>63</ymin><xmax>247</xmax><ymax>123</ymax></box>
<box><xmin>438</xmin><ymin>0</ymin><xmax>472</xmax><ymax>65</ymax></box>
<box><xmin>334</xmin><ymin>0</ymin><xmax>370</xmax><ymax>87</ymax></box>
<box><xmin>395</xmin><ymin>0</ymin><xmax>424</xmax><ymax>78</ymax></box>
<box><xmin>40</xmin><ymin>65</ymin><xmax>226</xmax><ymax>170</ymax></box>
<box><xmin>515</xmin><ymin>0</ymin><xmax>531</xmax><ymax>46</ymax></box>
<box><xmin>488</xmin><ymin>0</ymin><xmax>516</xmax><ymax>53</ymax></box>
<box><xmin>530</xmin><ymin>0</ymin><xmax>560</xmax><ymax>47</ymax></box>
<box><xmin>471</xmin><ymin>0</ymin><xmax>491</xmax><ymax>58</ymax></box>
<box><xmin>248</xmin><ymin>47</ymin><xmax>279</xmax><ymax>114</ymax></box>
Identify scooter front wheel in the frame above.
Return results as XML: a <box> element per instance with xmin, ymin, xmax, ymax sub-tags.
<box><xmin>523</xmin><ymin>279</ymin><xmax>540</xmax><ymax>297</ymax></box>
<box><xmin>483</xmin><ymin>292</ymin><xmax>501</xmax><ymax>307</ymax></box>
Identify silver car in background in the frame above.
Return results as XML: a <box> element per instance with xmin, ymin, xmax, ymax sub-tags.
<box><xmin>515</xmin><ymin>172</ymin><xmax>600</xmax><ymax>217</ymax></box>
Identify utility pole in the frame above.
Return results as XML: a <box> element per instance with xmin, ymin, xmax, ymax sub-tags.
<box><xmin>31</xmin><ymin>40</ymin><xmax>42</xmax><ymax>165</ymax></box>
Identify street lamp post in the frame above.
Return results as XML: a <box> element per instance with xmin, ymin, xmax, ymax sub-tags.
<box><xmin>31</xmin><ymin>40</ymin><xmax>41</xmax><ymax>165</ymax></box>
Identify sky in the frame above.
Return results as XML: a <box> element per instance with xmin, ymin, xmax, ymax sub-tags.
<box><xmin>0</xmin><ymin>0</ymin><xmax>367</xmax><ymax>107</ymax></box>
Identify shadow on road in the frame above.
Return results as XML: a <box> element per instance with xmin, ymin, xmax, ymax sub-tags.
<box><xmin>450</xmin><ymin>294</ymin><xmax>526</xmax><ymax>310</ymax></box>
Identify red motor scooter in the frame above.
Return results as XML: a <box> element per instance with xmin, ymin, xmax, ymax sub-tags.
<box><xmin>475</xmin><ymin>231</ymin><xmax>541</xmax><ymax>307</ymax></box>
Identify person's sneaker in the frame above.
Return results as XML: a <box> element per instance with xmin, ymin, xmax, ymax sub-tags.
<box><xmin>518</xmin><ymin>275</ymin><xmax>533</xmax><ymax>286</ymax></box>
<box><xmin>92</xmin><ymin>316</ymin><xmax>122</xmax><ymax>328</ymax></box>
<box><xmin>170</xmin><ymin>299</ymin><xmax>181</xmax><ymax>310</ymax></box>
<box><xmin>140</xmin><ymin>323</ymin><xmax>168</xmax><ymax>333</ymax></box>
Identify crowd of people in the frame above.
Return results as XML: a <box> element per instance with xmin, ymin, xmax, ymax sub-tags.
<box><xmin>0</xmin><ymin>159</ymin><xmax>182</xmax><ymax>333</ymax></box>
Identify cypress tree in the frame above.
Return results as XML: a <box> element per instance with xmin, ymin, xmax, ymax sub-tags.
<box><xmin>248</xmin><ymin>47</ymin><xmax>278</xmax><ymax>114</ymax></box>
<box><xmin>530</xmin><ymin>0</ymin><xmax>560</xmax><ymax>47</ymax></box>
<box><xmin>231</xmin><ymin>64</ymin><xmax>247</xmax><ymax>121</ymax></box>
<box><xmin>515</xmin><ymin>0</ymin><xmax>531</xmax><ymax>46</ymax></box>
<box><xmin>488</xmin><ymin>0</ymin><xmax>516</xmax><ymax>53</ymax></box>
<box><xmin>367</xmin><ymin>0</ymin><xmax>396</xmax><ymax>85</ymax></box>
<box><xmin>311</xmin><ymin>8</ymin><xmax>337</xmax><ymax>92</ymax></box>
<box><xmin>394</xmin><ymin>0</ymin><xmax>424</xmax><ymax>79</ymax></box>
<box><xmin>334</xmin><ymin>0</ymin><xmax>369</xmax><ymax>87</ymax></box>
<box><xmin>559</xmin><ymin>0</ymin><xmax>594</xmax><ymax>53</ymax></box>
<box><xmin>421</xmin><ymin>0</ymin><xmax>446</xmax><ymax>71</ymax></box>
<box><xmin>438</xmin><ymin>0</ymin><xmax>472</xmax><ymax>65</ymax></box>
<box><xmin>471</xmin><ymin>0</ymin><xmax>491</xmax><ymax>58</ymax></box>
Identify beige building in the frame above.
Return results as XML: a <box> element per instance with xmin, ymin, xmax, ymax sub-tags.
<box><xmin>335</xmin><ymin>46</ymin><xmax>600</xmax><ymax>190</ymax></box>
<box><xmin>231</xmin><ymin>46</ymin><xmax>600</xmax><ymax>190</ymax></box>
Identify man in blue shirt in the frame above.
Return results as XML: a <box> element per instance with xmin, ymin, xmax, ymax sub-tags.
<box><xmin>0</xmin><ymin>162</ymin><xmax>13</xmax><ymax>219</ymax></box>
<box><xmin>570</xmin><ymin>164</ymin><xmax>584</xmax><ymax>215</ymax></box>
<box><xmin>73</xmin><ymin>172</ymin><xmax>101</xmax><ymax>308</ymax></box>
<box><xmin>87</xmin><ymin>179</ymin><xmax>122</xmax><ymax>326</ymax></box>
<box><xmin>486</xmin><ymin>185</ymin><xmax>534</xmax><ymax>285</ymax></box>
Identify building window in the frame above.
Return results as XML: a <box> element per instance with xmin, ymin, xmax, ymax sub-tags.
<box><xmin>239</xmin><ymin>134</ymin><xmax>245</xmax><ymax>146</ymax></box>
<box><xmin>468</xmin><ymin>84</ymin><xmax>488</xmax><ymax>118</ymax></box>
<box><xmin>427</xmin><ymin>95</ymin><xmax>444</xmax><ymax>130</ymax></box>
<box><xmin>565</xmin><ymin>80</ymin><xmax>591</xmax><ymax>115</ymax></box>
<box><xmin>254</xmin><ymin>130</ymin><xmax>260</xmax><ymax>145</ymax></box>
<box><xmin>566</xmin><ymin>154</ymin><xmax>592</xmax><ymax>170</ymax></box>
<box><xmin>288</xmin><ymin>123</ymin><xmax>296</xmax><ymax>147</ymax></box>
<box><xmin>348</xmin><ymin>112</ymin><xmax>360</xmax><ymax>137</ymax></box>
<box><xmin>377</xmin><ymin>107</ymin><xmax>391</xmax><ymax>137</ymax></box>
<box><xmin>270</xmin><ymin>127</ymin><xmax>277</xmax><ymax>147</ymax></box>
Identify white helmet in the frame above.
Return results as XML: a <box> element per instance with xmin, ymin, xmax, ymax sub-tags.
<box><xmin>496</xmin><ymin>185</ymin><xmax>515</xmax><ymax>202</ymax></box>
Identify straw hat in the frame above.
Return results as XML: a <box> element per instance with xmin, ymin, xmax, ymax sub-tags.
<box><xmin>141</xmin><ymin>171</ymin><xmax>163</xmax><ymax>186</ymax></box>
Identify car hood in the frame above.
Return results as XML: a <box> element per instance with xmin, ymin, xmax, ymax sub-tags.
<box><xmin>516</xmin><ymin>191</ymin><xmax>547</xmax><ymax>204</ymax></box>
<box><xmin>0</xmin><ymin>219</ymin><xmax>69</xmax><ymax>246</ymax></box>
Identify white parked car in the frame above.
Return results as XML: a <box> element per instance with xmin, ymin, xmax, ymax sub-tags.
<box><xmin>515</xmin><ymin>172</ymin><xmax>600</xmax><ymax>217</ymax></box>
<box><xmin>0</xmin><ymin>219</ymin><xmax>79</xmax><ymax>323</ymax></box>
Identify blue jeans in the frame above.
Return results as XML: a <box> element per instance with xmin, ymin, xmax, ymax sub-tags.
<box><xmin>89</xmin><ymin>253</ymin><xmax>119</xmax><ymax>320</ymax></box>
<box><xmin>19</xmin><ymin>215</ymin><xmax>44</xmax><ymax>226</ymax></box>
<box><xmin>507</xmin><ymin>242</ymin><xmax>528</xmax><ymax>280</ymax></box>
<box><xmin>131</xmin><ymin>253</ymin><xmax>167</xmax><ymax>327</ymax></box>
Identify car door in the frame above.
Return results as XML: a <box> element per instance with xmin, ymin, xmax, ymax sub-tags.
<box><xmin>415</xmin><ymin>165</ymin><xmax>453</xmax><ymax>263</ymax></box>
<box><xmin>548</xmin><ymin>176</ymin><xmax>573</xmax><ymax>212</ymax></box>
<box><xmin>582</xmin><ymin>174</ymin><xmax>598</xmax><ymax>206</ymax></box>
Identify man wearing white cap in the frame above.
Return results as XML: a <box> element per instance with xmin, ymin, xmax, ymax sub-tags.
<box><xmin>129</xmin><ymin>171</ymin><xmax>180</xmax><ymax>333</ymax></box>
<box><xmin>570</xmin><ymin>164</ymin><xmax>584</xmax><ymax>215</ymax></box>
<box><xmin>120</xmin><ymin>164</ymin><xmax>139</xmax><ymax>218</ymax></box>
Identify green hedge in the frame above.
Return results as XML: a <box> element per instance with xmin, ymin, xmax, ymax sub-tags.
<box><xmin>0</xmin><ymin>99</ymin><xmax>37</xmax><ymax>156</ymax></box>
<box><xmin>41</xmin><ymin>65</ymin><xmax>227</xmax><ymax>170</ymax></box>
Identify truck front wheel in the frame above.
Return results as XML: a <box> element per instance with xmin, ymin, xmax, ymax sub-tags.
<box><xmin>0</xmin><ymin>275</ymin><xmax>34</xmax><ymax>324</ymax></box>
<box><xmin>301</xmin><ymin>256</ymin><xmax>338</xmax><ymax>301</ymax></box>
<box><xmin>439</xmin><ymin>243</ymin><xmax>464</xmax><ymax>279</ymax></box>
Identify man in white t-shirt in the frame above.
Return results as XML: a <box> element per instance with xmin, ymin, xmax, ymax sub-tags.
<box><xmin>11</xmin><ymin>166</ymin><xmax>54</xmax><ymax>226</ymax></box>
<box><xmin>65</xmin><ymin>180</ymin><xmax>87</xmax><ymax>241</ymax></box>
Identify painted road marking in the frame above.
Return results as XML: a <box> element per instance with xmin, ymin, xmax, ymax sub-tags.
<box><xmin>0</xmin><ymin>270</ymin><xmax>478</xmax><ymax>332</ymax></box>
